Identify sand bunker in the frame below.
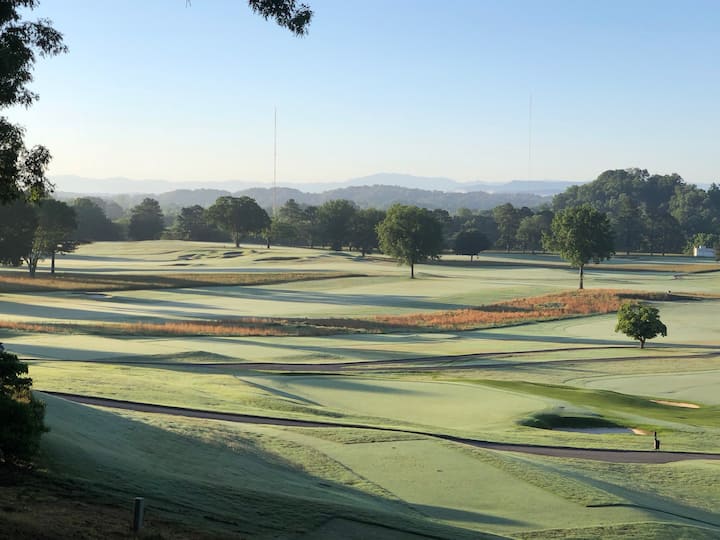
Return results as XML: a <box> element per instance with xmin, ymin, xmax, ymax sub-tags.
<box><xmin>651</xmin><ymin>400</ymin><xmax>700</xmax><ymax>409</ymax></box>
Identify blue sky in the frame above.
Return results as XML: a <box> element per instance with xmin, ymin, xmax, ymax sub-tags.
<box><xmin>7</xmin><ymin>0</ymin><xmax>720</xmax><ymax>185</ymax></box>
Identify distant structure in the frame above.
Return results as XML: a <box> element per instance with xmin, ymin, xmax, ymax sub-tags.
<box><xmin>693</xmin><ymin>245</ymin><xmax>716</xmax><ymax>258</ymax></box>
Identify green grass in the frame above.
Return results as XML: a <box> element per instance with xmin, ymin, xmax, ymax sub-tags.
<box><xmin>475</xmin><ymin>380</ymin><xmax>718</xmax><ymax>429</ymax></box>
<box><xmin>7</xmin><ymin>241</ymin><xmax>720</xmax><ymax>538</ymax></box>
<box><xmin>39</xmin><ymin>395</ymin><xmax>488</xmax><ymax>539</ymax></box>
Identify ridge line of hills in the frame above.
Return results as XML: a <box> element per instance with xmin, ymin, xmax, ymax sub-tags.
<box><xmin>53</xmin><ymin>174</ymin><xmax>585</xmax><ymax>212</ymax></box>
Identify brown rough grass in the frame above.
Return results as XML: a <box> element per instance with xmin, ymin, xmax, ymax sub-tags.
<box><xmin>0</xmin><ymin>271</ymin><xmax>361</xmax><ymax>293</ymax></box>
<box><xmin>0</xmin><ymin>289</ymin><xmax>697</xmax><ymax>338</ymax></box>
<box><xmin>372</xmin><ymin>289</ymin><xmax>686</xmax><ymax>330</ymax></box>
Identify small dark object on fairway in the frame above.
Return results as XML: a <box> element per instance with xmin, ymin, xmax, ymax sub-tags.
<box><xmin>653</xmin><ymin>431</ymin><xmax>661</xmax><ymax>451</ymax></box>
<box><xmin>133</xmin><ymin>497</ymin><xmax>145</xmax><ymax>532</ymax></box>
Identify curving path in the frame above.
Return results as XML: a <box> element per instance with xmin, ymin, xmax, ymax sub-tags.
<box><xmin>40</xmin><ymin>390</ymin><xmax>720</xmax><ymax>464</ymax></box>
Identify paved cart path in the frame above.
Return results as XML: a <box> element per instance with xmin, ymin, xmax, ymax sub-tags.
<box><xmin>40</xmin><ymin>391</ymin><xmax>720</xmax><ymax>464</ymax></box>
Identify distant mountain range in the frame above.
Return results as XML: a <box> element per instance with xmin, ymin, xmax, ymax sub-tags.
<box><xmin>52</xmin><ymin>173</ymin><xmax>583</xmax><ymax>196</ymax></box>
<box><xmin>53</xmin><ymin>173</ymin><xmax>587</xmax><ymax>213</ymax></box>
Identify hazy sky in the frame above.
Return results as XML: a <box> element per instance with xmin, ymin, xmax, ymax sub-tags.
<box><xmin>7</xmin><ymin>0</ymin><xmax>720</xmax><ymax>184</ymax></box>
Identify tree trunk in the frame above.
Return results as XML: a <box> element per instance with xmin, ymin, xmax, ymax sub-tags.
<box><xmin>578</xmin><ymin>264</ymin><xmax>584</xmax><ymax>290</ymax></box>
<box><xmin>640</xmin><ymin>338</ymin><xmax>645</xmax><ymax>349</ymax></box>
<box><xmin>51</xmin><ymin>251</ymin><xmax>56</xmax><ymax>274</ymax></box>
<box><xmin>410</xmin><ymin>263</ymin><xmax>415</xmax><ymax>279</ymax></box>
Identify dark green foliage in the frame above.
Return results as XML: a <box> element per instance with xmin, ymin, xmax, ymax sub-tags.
<box><xmin>247</xmin><ymin>0</ymin><xmax>313</xmax><ymax>36</ymax></box>
<box><xmin>377</xmin><ymin>204</ymin><xmax>443</xmax><ymax>278</ymax></box>
<box><xmin>615</xmin><ymin>302</ymin><xmax>667</xmax><ymax>349</ymax></box>
<box><xmin>544</xmin><ymin>205</ymin><xmax>614</xmax><ymax>289</ymax></box>
<box><xmin>32</xmin><ymin>198</ymin><xmax>76</xmax><ymax>274</ymax></box>
<box><xmin>551</xmin><ymin>168</ymin><xmax>720</xmax><ymax>255</ymax></box>
<box><xmin>492</xmin><ymin>203</ymin><xmax>521</xmax><ymax>251</ymax></box>
<box><xmin>71</xmin><ymin>198</ymin><xmax>121</xmax><ymax>241</ymax></box>
<box><xmin>0</xmin><ymin>349</ymin><xmax>47</xmax><ymax>461</ymax></box>
<box><xmin>128</xmin><ymin>198</ymin><xmax>165</xmax><ymax>241</ymax></box>
<box><xmin>207</xmin><ymin>196</ymin><xmax>270</xmax><ymax>248</ymax></box>
<box><xmin>317</xmin><ymin>199</ymin><xmax>357</xmax><ymax>251</ymax></box>
<box><xmin>350</xmin><ymin>208</ymin><xmax>385</xmax><ymax>256</ymax></box>
<box><xmin>454</xmin><ymin>229</ymin><xmax>490</xmax><ymax>260</ymax></box>
<box><xmin>174</xmin><ymin>205</ymin><xmax>227</xmax><ymax>242</ymax></box>
<box><xmin>1</xmin><ymin>1</ymin><xmax>66</xmax><ymax>202</ymax></box>
<box><xmin>0</xmin><ymin>198</ymin><xmax>37</xmax><ymax>267</ymax></box>
<box><xmin>516</xmin><ymin>211</ymin><xmax>553</xmax><ymax>254</ymax></box>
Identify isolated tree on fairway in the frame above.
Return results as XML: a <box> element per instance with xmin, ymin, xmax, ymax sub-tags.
<box><xmin>207</xmin><ymin>196</ymin><xmax>270</xmax><ymax>248</ymax></box>
<box><xmin>615</xmin><ymin>303</ymin><xmax>667</xmax><ymax>349</ymax></box>
<box><xmin>128</xmin><ymin>198</ymin><xmax>165</xmax><ymax>240</ymax></box>
<box><xmin>0</xmin><ymin>348</ymin><xmax>47</xmax><ymax>461</ymax></box>
<box><xmin>1</xmin><ymin>1</ymin><xmax>67</xmax><ymax>203</ymax></box>
<box><xmin>544</xmin><ymin>205</ymin><xmax>614</xmax><ymax>289</ymax></box>
<box><xmin>31</xmin><ymin>199</ymin><xmax>77</xmax><ymax>274</ymax></box>
<box><xmin>454</xmin><ymin>229</ymin><xmax>490</xmax><ymax>261</ymax></box>
<box><xmin>377</xmin><ymin>204</ymin><xmax>443</xmax><ymax>278</ymax></box>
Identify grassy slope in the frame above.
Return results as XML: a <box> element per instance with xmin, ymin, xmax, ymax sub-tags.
<box><xmin>39</xmin><ymin>395</ymin><xmax>489</xmax><ymax>540</ymax></box>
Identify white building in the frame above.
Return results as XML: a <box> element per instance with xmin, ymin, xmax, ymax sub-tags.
<box><xmin>693</xmin><ymin>245</ymin><xmax>716</xmax><ymax>258</ymax></box>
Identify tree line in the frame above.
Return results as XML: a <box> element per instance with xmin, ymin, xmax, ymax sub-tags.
<box><xmin>5</xmin><ymin>167</ymin><xmax>720</xmax><ymax>280</ymax></box>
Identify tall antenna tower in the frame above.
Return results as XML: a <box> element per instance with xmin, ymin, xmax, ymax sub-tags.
<box><xmin>273</xmin><ymin>107</ymin><xmax>278</xmax><ymax>217</ymax></box>
<box><xmin>528</xmin><ymin>94</ymin><xmax>533</xmax><ymax>180</ymax></box>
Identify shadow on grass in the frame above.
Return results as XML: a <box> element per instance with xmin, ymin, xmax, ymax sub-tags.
<box><xmin>39</xmin><ymin>395</ymin><xmax>489</xmax><ymax>539</ymax></box>
<box><xmin>409</xmin><ymin>503</ymin><xmax>528</xmax><ymax>526</ymax></box>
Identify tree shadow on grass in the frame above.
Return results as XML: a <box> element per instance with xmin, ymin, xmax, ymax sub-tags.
<box><xmin>39</xmin><ymin>395</ymin><xmax>493</xmax><ymax>539</ymax></box>
<box><xmin>409</xmin><ymin>503</ymin><xmax>528</xmax><ymax>527</ymax></box>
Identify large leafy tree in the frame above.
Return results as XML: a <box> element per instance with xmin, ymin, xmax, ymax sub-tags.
<box><xmin>174</xmin><ymin>204</ymin><xmax>225</xmax><ymax>242</ymax></box>
<box><xmin>615</xmin><ymin>303</ymin><xmax>667</xmax><ymax>349</ymax></box>
<box><xmin>317</xmin><ymin>199</ymin><xmax>357</xmax><ymax>251</ymax></box>
<box><xmin>128</xmin><ymin>198</ymin><xmax>165</xmax><ymax>241</ymax></box>
<box><xmin>492</xmin><ymin>203</ymin><xmax>521</xmax><ymax>251</ymax></box>
<box><xmin>350</xmin><ymin>207</ymin><xmax>385</xmax><ymax>256</ymax></box>
<box><xmin>1</xmin><ymin>1</ymin><xmax>66</xmax><ymax>203</ymax></box>
<box><xmin>71</xmin><ymin>198</ymin><xmax>120</xmax><ymax>241</ymax></box>
<box><xmin>544</xmin><ymin>204</ymin><xmax>614</xmax><ymax>289</ymax></box>
<box><xmin>377</xmin><ymin>204</ymin><xmax>443</xmax><ymax>278</ymax></box>
<box><xmin>0</xmin><ymin>198</ymin><xmax>37</xmax><ymax>268</ymax></box>
<box><xmin>516</xmin><ymin>211</ymin><xmax>553</xmax><ymax>254</ymax></box>
<box><xmin>207</xmin><ymin>196</ymin><xmax>270</xmax><ymax>248</ymax></box>
<box><xmin>454</xmin><ymin>229</ymin><xmax>490</xmax><ymax>261</ymax></box>
<box><xmin>30</xmin><ymin>198</ymin><xmax>76</xmax><ymax>274</ymax></box>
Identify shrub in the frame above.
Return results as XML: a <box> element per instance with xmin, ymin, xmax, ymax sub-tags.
<box><xmin>0</xmin><ymin>349</ymin><xmax>47</xmax><ymax>461</ymax></box>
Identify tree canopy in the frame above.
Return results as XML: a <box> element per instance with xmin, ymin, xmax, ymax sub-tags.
<box><xmin>544</xmin><ymin>204</ymin><xmax>614</xmax><ymax>289</ymax></box>
<box><xmin>247</xmin><ymin>0</ymin><xmax>313</xmax><ymax>36</ymax></box>
<box><xmin>28</xmin><ymin>198</ymin><xmax>77</xmax><ymax>275</ymax></box>
<box><xmin>615</xmin><ymin>302</ymin><xmax>667</xmax><ymax>349</ymax></box>
<box><xmin>128</xmin><ymin>198</ymin><xmax>165</xmax><ymax>241</ymax></box>
<box><xmin>377</xmin><ymin>204</ymin><xmax>443</xmax><ymax>278</ymax></box>
<box><xmin>454</xmin><ymin>229</ymin><xmax>490</xmax><ymax>261</ymax></box>
<box><xmin>207</xmin><ymin>196</ymin><xmax>270</xmax><ymax>247</ymax></box>
<box><xmin>1</xmin><ymin>1</ymin><xmax>66</xmax><ymax>203</ymax></box>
